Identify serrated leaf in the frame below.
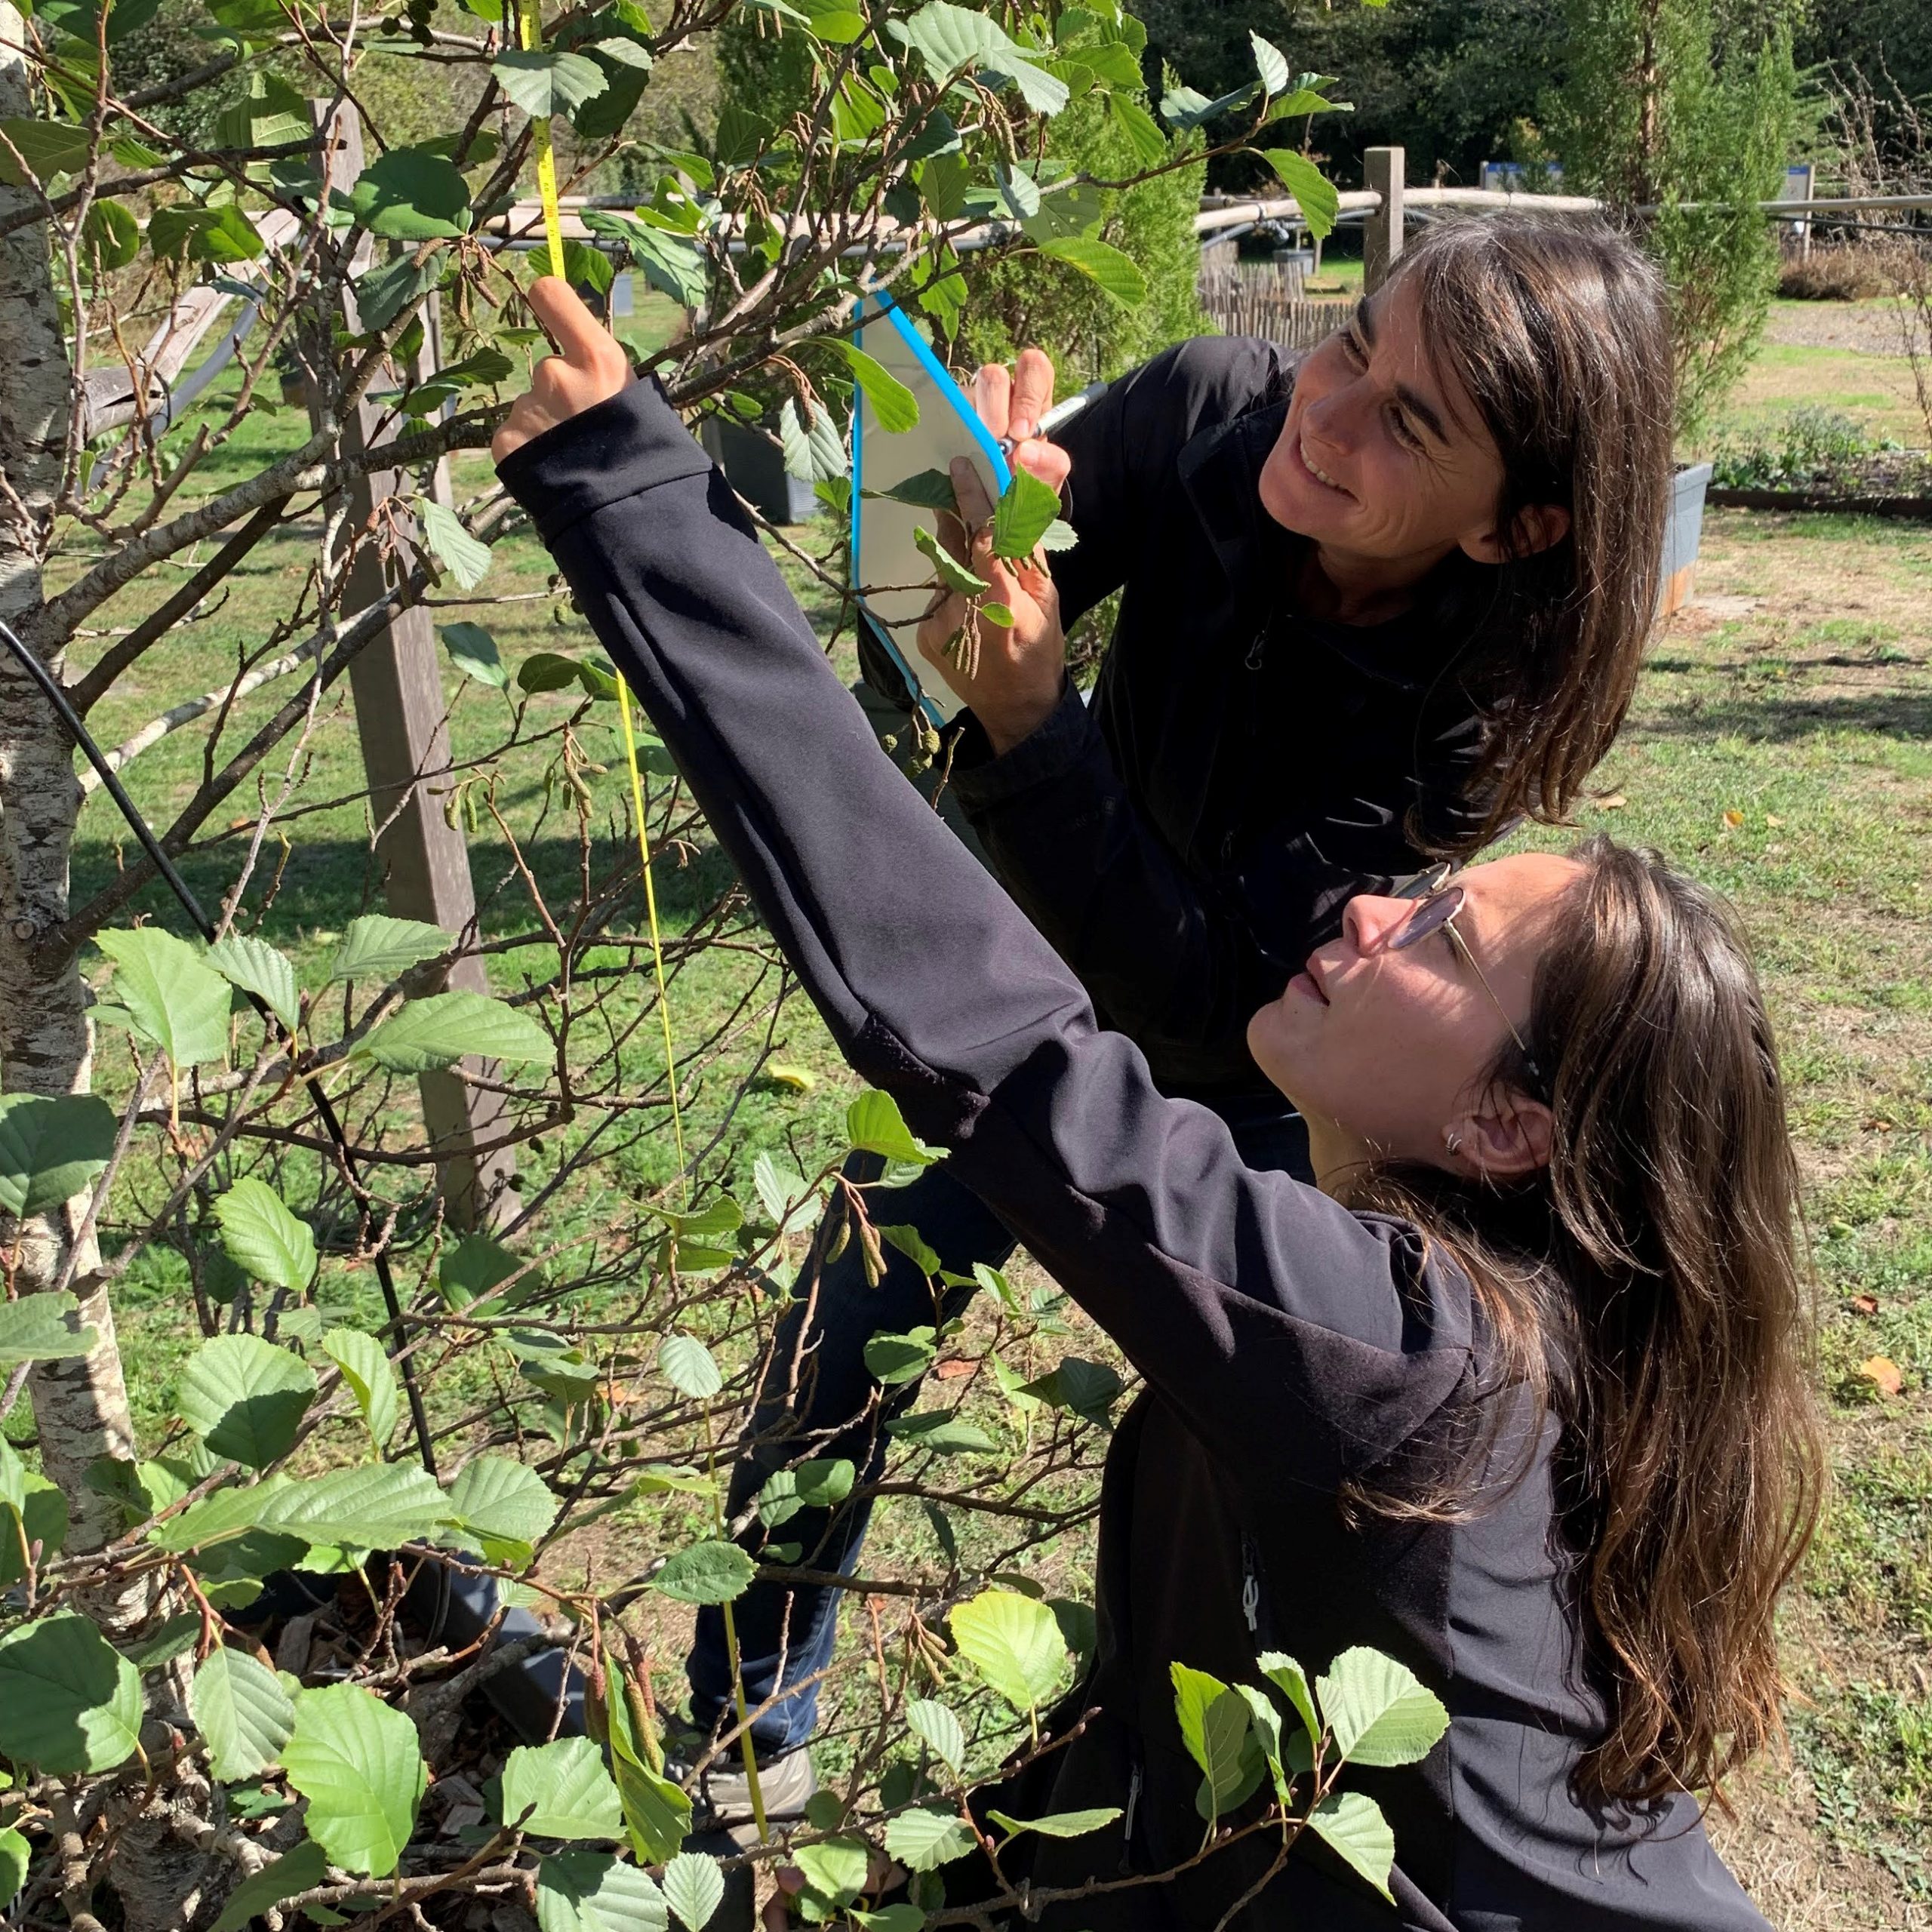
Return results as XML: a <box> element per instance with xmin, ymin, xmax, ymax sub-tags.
<box><xmin>905</xmin><ymin>1697</ymin><xmax>964</xmax><ymax>1773</ymax></box>
<box><xmin>337</xmin><ymin>145</ymin><xmax>471</xmax><ymax>238</ymax></box>
<box><xmin>986</xmin><ymin>1805</ymin><xmax>1120</xmax><ymax>1840</ymax></box>
<box><xmin>0</xmin><ymin>116</ymin><xmax>91</xmax><ymax>185</ymax></box>
<box><xmin>354</xmin><ymin>252</ymin><xmax>443</xmax><ymax>333</ymax></box>
<box><xmin>611</xmin><ymin>1748</ymin><xmax>692</xmax><ymax>1866</ymax></box>
<box><xmin>1233</xmin><ymin>1683</ymin><xmax>1290</xmax><ymax>1804</ymax></box>
<box><xmin>95</xmin><ymin>927</ymin><xmax>231</xmax><ymax>1069</ymax></box>
<box><xmin>441</xmin><ymin>621</ymin><xmax>508</xmax><ymax>688</ymax></box>
<box><xmin>758</xmin><ymin>1455</ymin><xmax>854</xmax><ymax>1527</ymax></box>
<box><xmin>1257</xmin><ymin>1650</ymin><xmax>1321</xmax><ymax>1751</ymax></box>
<box><xmin>0</xmin><ymin>1093</ymin><xmax>117</xmax><ymax>1220</ymax></box>
<box><xmin>863</xmin><ymin>1327</ymin><xmax>936</xmax><ymax>1386</ymax></box>
<box><xmin>1309</xmin><ymin>1789</ymin><xmax>1395</xmax><ymax>1903</ymax></box>
<box><xmin>779</xmin><ymin>396</ymin><xmax>848</xmax><ymax>484</ymax></box>
<box><xmin>1108</xmin><ymin>92</ymin><xmax>1167</xmax><ymax>165</ymax></box>
<box><xmin>439</xmin><ymin>1231</ymin><xmax>528</xmax><ymax>1312</ymax></box>
<box><xmin>1171</xmin><ymin>1663</ymin><xmax>1259</xmax><ymax>1822</ymax></box>
<box><xmin>949</xmin><ymin>1588</ymin><xmax>1064</xmax><ymax>1710</ymax></box>
<box><xmin>254</xmin><ymin>1462</ymin><xmax>454</xmax><ymax>1549</ymax></box>
<box><xmin>912</xmin><ymin>522</ymin><xmax>989</xmax><ymax>595</ymax></box>
<box><xmin>211</xmin><ymin>1839</ymin><xmax>332</xmax><ymax>1932</ymax></box>
<box><xmin>989</xmin><ymin>466</ymin><xmax>1064</xmax><ymax>559</ymax></box>
<box><xmin>492</xmin><ymin>48</ymin><xmax>610</xmax><ymax>118</ymax></box>
<box><xmin>884</xmin><ymin>1411</ymin><xmax>992</xmax><ymax>1454</ymax></box>
<box><xmin>651</xmin><ymin>1539</ymin><xmax>755</xmax><ymax>1604</ymax></box>
<box><xmin>0</xmin><ymin>1612</ymin><xmax>143</xmax><ymax>1774</ymax></box>
<box><xmin>82</xmin><ymin>195</ymin><xmax>140</xmax><ymax>268</ymax></box>
<box><xmin>883</xmin><ymin>1804</ymin><xmax>977</xmax><ymax>1871</ymax></box>
<box><xmin>214</xmin><ymin>1177</ymin><xmax>317</xmax><ymax>1293</ymax></box>
<box><xmin>752</xmin><ymin>1151</ymin><xmax>817</xmax><ymax>1233</ymax></box>
<box><xmin>658</xmin><ymin>1333</ymin><xmax>723</xmax><ymax>1401</ymax></box>
<box><xmin>420</xmin><ymin>499</ymin><xmax>492</xmax><ymax>590</ymax></box>
<box><xmin>192</xmin><ymin>1647</ymin><xmax>297</xmax><ymax>1780</ymax></box>
<box><xmin>178</xmin><ymin>1332</ymin><xmax>318</xmax><ymax>1468</ymax></box>
<box><xmin>859</xmin><ymin>467</ymin><xmax>961</xmax><ymax>512</ymax></box>
<box><xmin>794</xmin><ymin>1836</ymin><xmax>869</xmax><ymax>1906</ymax></box>
<box><xmin>328</xmin><ymin>913</ymin><xmax>451</xmax><ymax>983</ymax></box>
<box><xmin>1014</xmin><ymin>1355</ymin><xmax>1121</xmax><ymax>1424</ymax></box>
<box><xmin>283</xmin><ymin>1683</ymin><xmax>425</xmax><ymax>1878</ymax></box>
<box><xmin>1248</xmin><ymin>29</ymin><xmax>1288</xmax><ymax>94</ymax></box>
<box><xmin>448</xmin><ymin>1454</ymin><xmax>559</xmax><ymax>1563</ymax></box>
<box><xmin>0</xmin><ymin>1825</ymin><xmax>27</xmax><ymax>1905</ymax></box>
<box><xmin>0</xmin><ymin>1469</ymin><xmax>65</xmax><ymax>1584</ymax></box>
<box><xmin>847</xmin><ymin>1089</ymin><xmax>941</xmax><ymax>1169</ymax></box>
<box><xmin>537</xmin><ymin>1850</ymin><xmax>669</xmax><ymax>1932</ymax></box>
<box><xmin>1316</xmin><ymin>1647</ymin><xmax>1450</xmax><ymax>1767</ymax></box>
<box><xmin>323</xmin><ymin>1327</ymin><xmax>399</xmax><ymax>1451</ymax></box>
<box><xmin>829</xmin><ymin>340</ymin><xmax>920</xmax><ymax>433</ymax></box>
<box><xmin>1039</xmin><ymin>235</ymin><xmax>1146</xmax><ymax>306</ymax></box>
<box><xmin>121</xmin><ymin>1610</ymin><xmax>202</xmax><ymax>1671</ymax></box>
<box><xmin>358</xmin><ymin>991</ymin><xmax>552</xmax><ymax>1072</ymax></box>
<box><xmin>503</xmin><ymin>1735</ymin><xmax>623</xmax><ymax>1840</ymax></box>
<box><xmin>583</xmin><ymin>210</ymin><xmax>707</xmax><ymax>308</ymax></box>
<box><xmin>661</xmin><ymin>1850</ymin><xmax>724</xmax><ymax>1930</ymax></box>
<box><xmin>206</xmin><ymin>934</ymin><xmax>300</xmax><ymax>1031</ymax></box>
<box><xmin>1258</xmin><ymin>149</ymin><xmax>1340</xmax><ymax>242</ymax></box>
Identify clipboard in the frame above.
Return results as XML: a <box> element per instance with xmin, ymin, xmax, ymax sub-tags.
<box><xmin>849</xmin><ymin>294</ymin><xmax>1012</xmax><ymax>730</ymax></box>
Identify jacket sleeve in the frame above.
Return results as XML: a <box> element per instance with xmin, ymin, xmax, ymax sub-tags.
<box><xmin>496</xmin><ymin>380</ymin><xmax>1475</xmax><ymax>1481</ymax></box>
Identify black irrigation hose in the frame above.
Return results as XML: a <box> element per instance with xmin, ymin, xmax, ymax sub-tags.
<box><xmin>0</xmin><ymin>614</ymin><xmax>438</xmax><ymax>1477</ymax></box>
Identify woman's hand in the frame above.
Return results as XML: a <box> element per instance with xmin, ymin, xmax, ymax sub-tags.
<box><xmin>915</xmin><ymin>457</ymin><xmax>1066</xmax><ymax>756</ymax></box>
<box><xmin>972</xmin><ymin>347</ymin><xmax>1072</xmax><ymax>497</ymax></box>
<box><xmin>491</xmin><ymin>276</ymin><xmax>635</xmax><ymax>463</ymax></box>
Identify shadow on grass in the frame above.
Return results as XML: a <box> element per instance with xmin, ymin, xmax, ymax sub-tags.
<box><xmin>1637</xmin><ymin>690</ymin><xmax>1932</xmax><ymax>743</ymax></box>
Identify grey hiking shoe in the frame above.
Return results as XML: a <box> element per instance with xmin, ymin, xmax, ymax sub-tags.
<box><xmin>684</xmin><ymin>1743</ymin><xmax>818</xmax><ymax>1846</ymax></box>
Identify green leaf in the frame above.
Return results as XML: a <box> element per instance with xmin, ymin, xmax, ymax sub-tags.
<box><xmin>1014</xmin><ymin>1355</ymin><xmax>1121</xmax><ymax>1425</ymax></box>
<box><xmin>661</xmin><ymin>1850</ymin><xmax>724</xmax><ymax>1930</ymax></box>
<box><xmin>448</xmin><ymin>1454</ymin><xmax>559</xmax><ymax>1562</ymax></box>
<box><xmin>779</xmin><ymin>397</ymin><xmax>848</xmax><ymax>484</ymax></box>
<box><xmin>562</xmin><ymin>236</ymin><xmax>617</xmax><ymax>297</ymax></box>
<box><xmin>253</xmin><ymin>1463</ymin><xmax>455</xmax><ymax>1549</ymax></box>
<box><xmin>987</xmin><ymin>1805</ymin><xmax>1120</xmax><ymax>1840</ymax></box>
<box><xmin>1233</xmin><ymin>1683</ymin><xmax>1291</xmax><ymax>1804</ymax></box>
<box><xmin>323</xmin><ymin>1327</ymin><xmax>399</xmax><ymax>1451</ymax></box>
<box><xmin>211</xmin><ymin>1839</ymin><xmax>332</xmax><ymax>1932</ymax></box>
<box><xmin>0</xmin><ymin>1093</ymin><xmax>116</xmax><ymax>1220</ymax></box>
<box><xmin>847</xmin><ymin>1089</ymin><xmax>941</xmax><ymax>1170</ymax></box>
<box><xmin>178</xmin><ymin>1332</ymin><xmax>318</xmax><ymax>1468</ymax></box>
<box><xmin>283</xmin><ymin>1683</ymin><xmax>426</xmax><ymax>1878</ymax></box>
<box><xmin>651</xmin><ymin>1539</ymin><xmax>755</xmax><ymax>1604</ymax></box>
<box><xmin>503</xmin><ymin>1736</ymin><xmax>624</xmax><ymax>1840</ymax></box>
<box><xmin>358</xmin><ymin>991</ymin><xmax>552</xmax><ymax>1072</ymax></box>
<box><xmin>354</xmin><ymin>252</ymin><xmax>443</xmax><ymax>334</ymax></box>
<box><xmin>611</xmin><ymin>1749</ymin><xmax>692</xmax><ymax>1866</ymax></box>
<box><xmin>0</xmin><ymin>1825</ymin><xmax>27</xmax><ymax>1906</ymax></box>
<box><xmin>828</xmin><ymin>340</ymin><xmax>920</xmax><ymax>433</ymax></box>
<box><xmin>0</xmin><ymin>1612</ymin><xmax>143</xmax><ymax>1774</ymax></box>
<box><xmin>1248</xmin><ymin>28</ymin><xmax>1288</xmax><ymax>95</ymax></box>
<box><xmin>439</xmin><ymin>622</ymin><xmax>508</xmax><ymax>689</ymax></box>
<box><xmin>752</xmin><ymin>1152</ymin><xmax>816</xmax><ymax>1233</ymax></box>
<box><xmin>912</xmin><ymin>523</ymin><xmax>989</xmax><ymax>595</ymax></box>
<box><xmin>150</xmin><ymin>202</ymin><xmax>264</xmax><ymax>263</ymax></box>
<box><xmin>863</xmin><ymin>1327</ymin><xmax>936</xmax><ymax>1386</ymax></box>
<box><xmin>328</xmin><ymin>914</ymin><xmax>451</xmax><ymax>983</ymax></box>
<box><xmin>206</xmin><ymin>934</ymin><xmax>299</xmax><ymax>1031</ymax></box>
<box><xmin>758</xmin><ymin>1455</ymin><xmax>854</xmax><ymax>1527</ymax></box>
<box><xmin>905</xmin><ymin>1695</ymin><xmax>964</xmax><ymax>1774</ymax></box>
<box><xmin>883</xmin><ymin>1411</ymin><xmax>992</xmax><ymax>1454</ymax></box>
<box><xmin>1308</xmin><ymin>1789</ymin><xmax>1395</xmax><ymax>1903</ymax></box>
<box><xmin>0</xmin><ymin>116</ymin><xmax>91</xmax><ymax>184</ymax></box>
<box><xmin>1316</xmin><ymin>1647</ymin><xmax>1450</xmax><ymax>1767</ymax></box>
<box><xmin>420</xmin><ymin>499</ymin><xmax>493</xmax><ymax>590</ymax></box>
<box><xmin>658</xmin><ymin>1333</ymin><xmax>722</xmax><ymax>1401</ymax></box>
<box><xmin>0</xmin><ymin>1469</ymin><xmax>66</xmax><ymax>1585</ymax></box>
<box><xmin>793</xmin><ymin>1836</ymin><xmax>869</xmax><ymax>1906</ymax></box>
<box><xmin>214</xmin><ymin>1177</ymin><xmax>318</xmax><ymax>1293</ymax></box>
<box><xmin>95</xmin><ymin>927</ymin><xmax>231</xmax><ymax>1069</ymax></box>
<box><xmin>121</xmin><ymin>1611</ymin><xmax>202</xmax><ymax>1672</ymax></box>
<box><xmin>583</xmin><ymin>211</ymin><xmax>707</xmax><ymax>308</ymax></box>
<box><xmin>1108</xmin><ymin>93</ymin><xmax>1167</xmax><ymax>166</ymax></box>
<box><xmin>440</xmin><ymin>1231</ymin><xmax>528</xmax><ymax>1312</ymax></box>
<box><xmin>882</xmin><ymin>1804</ymin><xmax>977</xmax><ymax>1871</ymax></box>
<box><xmin>191</xmin><ymin>1647</ymin><xmax>297</xmax><ymax>1780</ymax></box>
<box><xmin>859</xmin><ymin>467</ymin><xmax>960</xmax><ymax>512</ymax></box>
<box><xmin>1258</xmin><ymin>149</ymin><xmax>1340</xmax><ymax>242</ymax></box>
<box><xmin>337</xmin><ymin>146</ymin><xmax>471</xmax><ymax>238</ymax></box>
<box><xmin>492</xmin><ymin>48</ymin><xmax>611</xmax><ymax>118</ymax></box>
<box><xmin>949</xmin><ymin>1588</ymin><xmax>1064</xmax><ymax>1710</ymax></box>
<box><xmin>1257</xmin><ymin>1651</ymin><xmax>1321</xmax><ymax>1752</ymax></box>
<box><xmin>82</xmin><ymin>195</ymin><xmax>140</xmax><ymax>269</ymax></box>
<box><xmin>1038</xmin><ymin>235</ymin><xmax>1146</xmax><ymax>306</ymax></box>
<box><xmin>880</xmin><ymin>1223</ymin><xmax>940</xmax><ymax>1276</ymax></box>
<box><xmin>537</xmin><ymin>1850</ymin><xmax>669</xmax><ymax>1932</ymax></box>
<box><xmin>989</xmin><ymin>466</ymin><xmax>1065</xmax><ymax>559</ymax></box>
<box><xmin>518</xmin><ymin>649</ymin><xmax>588</xmax><ymax>694</ymax></box>
<box><xmin>1171</xmin><ymin>1663</ymin><xmax>1260</xmax><ymax>1822</ymax></box>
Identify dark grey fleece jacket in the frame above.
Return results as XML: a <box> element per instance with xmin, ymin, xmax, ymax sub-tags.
<box><xmin>497</xmin><ymin>378</ymin><xmax>1770</xmax><ymax>1932</ymax></box>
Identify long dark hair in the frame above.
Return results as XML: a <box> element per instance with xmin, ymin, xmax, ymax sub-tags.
<box><xmin>1345</xmin><ymin>838</ymin><xmax>1823</xmax><ymax>1807</ymax></box>
<box><xmin>1387</xmin><ymin>217</ymin><xmax>1674</xmax><ymax>855</ymax></box>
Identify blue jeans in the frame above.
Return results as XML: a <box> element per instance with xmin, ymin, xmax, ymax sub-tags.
<box><xmin>686</xmin><ymin>1097</ymin><xmax>1311</xmax><ymax>1755</ymax></box>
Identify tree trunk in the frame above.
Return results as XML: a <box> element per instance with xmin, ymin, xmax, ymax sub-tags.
<box><xmin>0</xmin><ymin>2</ymin><xmax>146</xmax><ymax>1590</ymax></box>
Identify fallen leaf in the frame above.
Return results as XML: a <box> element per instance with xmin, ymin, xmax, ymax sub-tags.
<box><xmin>1864</xmin><ymin>1116</ymin><xmax>1897</xmax><ymax>1133</ymax></box>
<box><xmin>1764</xmin><ymin>814</ymin><xmax>1785</xmax><ymax>828</ymax></box>
<box><xmin>229</xmin><ymin>816</ymin><xmax>255</xmax><ymax>832</ymax></box>
<box><xmin>764</xmin><ymin>1063</ymin><xmax>817</xmax><ymax>1092</ymax></box>
<box><xmin>1850</xmin><ymin>1294</ymin><xmax>1880</xmax><ymax>1316</ymax></box>
<box><xmin>1597</xmin><ymin>792</ymin><xmax>1627</xmax><ymax>810</ymax></box>
<box><xmin>1722</xmin><ymin>809</ymin><xmax>1744</xmax><ymax>829</ymax></box>
<box><xmin>934</xmin><ymin>1358</ymin><xmax>976</xmax><ymax>1380</ymax></box>
<box><xmin>1858</xmin><ymin>1355</ymin><xmax>1903</xmax><ymax>1398</ymax></box>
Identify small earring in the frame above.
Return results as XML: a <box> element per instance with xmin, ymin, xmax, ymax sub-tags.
<box><xmin>1444</xmin><ymin>1131</ymin><xmax>1462</xmax><ymax>1156</ymax></box>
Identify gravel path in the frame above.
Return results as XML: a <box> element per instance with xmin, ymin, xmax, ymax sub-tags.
<box><xmin>1764</xmin><ymin>301</ymin><xmax>1915</xmax><ymax>355</ymax></box>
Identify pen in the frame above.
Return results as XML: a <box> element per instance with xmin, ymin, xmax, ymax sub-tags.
<box><xmin>998</xmin><ymin>380</ymin><xmax>1105</xmax><ymax>457</ymax></box>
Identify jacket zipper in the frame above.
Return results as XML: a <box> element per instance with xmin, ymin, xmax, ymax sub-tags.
<box><xmin>1121</xmin><ymin>1756</ymin><xmax>1143</xmax><ymax>1871</ymax></box>
<box><xmin>1240</xmin><ymin>1529</ymin><xmax>1265</xmax><ymax>1641</ymax></box>
<box><xmin>1244</xmin><ymin>628</ymin><xmax>1267</xmax><ymax>672</ymax></box>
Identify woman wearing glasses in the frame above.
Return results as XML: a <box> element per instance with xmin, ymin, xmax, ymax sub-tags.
<box><xmin>494</xmin><ymin>284</ymin><xmax>1820</xmax><ymax>1930</ymax></box>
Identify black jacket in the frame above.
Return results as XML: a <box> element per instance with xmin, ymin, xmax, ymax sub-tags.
<box><xmin>944</xmin><ymin>337</ymin><xmax>1492</xmax><ymax>1103</ymax></box>
<box><xmin>498</xmin><ymin>383</ymin><xmax>1770</xmax><ymax>1932</ymax></box>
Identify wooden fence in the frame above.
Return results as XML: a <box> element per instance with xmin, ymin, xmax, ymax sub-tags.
<box><xmin>1195</xmin><ymin>257</ymin><xmax>1352</xmax><ymax>351</ymax></box>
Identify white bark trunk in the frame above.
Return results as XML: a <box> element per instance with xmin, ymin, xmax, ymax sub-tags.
<box><xmin>0</xmin><ymin>3</ymin><xmax>145</xmax><ymax>1586</ymax></box>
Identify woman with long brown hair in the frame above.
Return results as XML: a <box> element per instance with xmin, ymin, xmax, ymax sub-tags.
<box><xmin>494</xmin><ymin>281</ymin><xmax>1823</xmax><ymax>1929</ymax></box>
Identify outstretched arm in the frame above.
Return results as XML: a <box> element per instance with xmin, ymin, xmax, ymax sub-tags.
<box><xmin>494</xmin><ymin>285</ymin><xmax>1475</xmax><ymax>1478</ymax></box>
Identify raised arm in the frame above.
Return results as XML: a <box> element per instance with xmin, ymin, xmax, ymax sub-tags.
<box><xmin>493</xmin><ymin>287</ymin><xmax>1475</xmax><ymax>1478</ymax></box>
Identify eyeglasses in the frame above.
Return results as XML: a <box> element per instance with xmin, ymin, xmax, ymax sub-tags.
<box><xmin>1381</xmin><ymin>864</ymin><xmax>1545</xmax><ymax>1090</ymax></box>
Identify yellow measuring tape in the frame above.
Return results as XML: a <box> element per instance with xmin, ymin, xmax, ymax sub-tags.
<box><xmin>518</xmin><ymin>0</ymin><xmax>687</xmax><ymax>1186</ymax></box>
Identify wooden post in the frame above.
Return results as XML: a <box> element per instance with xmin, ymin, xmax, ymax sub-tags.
<box><xmin>1364</xmin><ymin>146</ymin><xmax>1404</xmax><ymax>294</ymax></box>
<box><xmin>309</xmin><ymin>101</ymin><xmax>518</xmax><ymax>1229</ymax></box>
